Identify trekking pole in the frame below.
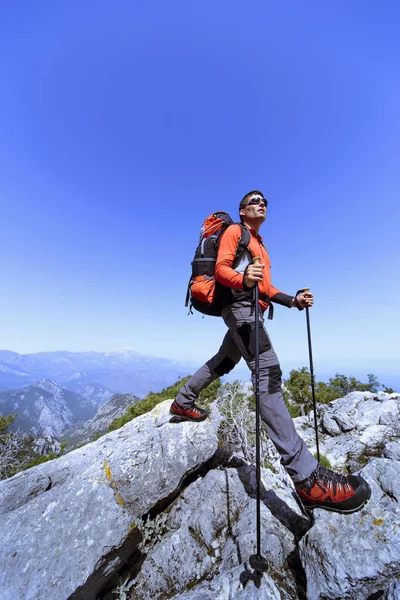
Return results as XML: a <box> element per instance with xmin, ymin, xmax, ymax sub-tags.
<box><xmin>249</xmin><ymin>256</ymin><xmax>268</xmax><ymax>573</ymax></box>
<box><xmin>298</xmin><ymin>288</ymin><xmax>320</xmax><ymax>463</ymax></box>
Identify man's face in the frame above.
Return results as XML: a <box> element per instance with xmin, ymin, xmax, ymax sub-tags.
<box><xmin>240</xmin><ymin>194</ymin><xmax>268</xmax><ymax>222</ymax></box>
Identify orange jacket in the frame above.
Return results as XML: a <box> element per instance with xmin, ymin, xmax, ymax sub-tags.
<box><xmin>215</xmin><ymin>224</ymin><xmax>285</xmax><ymax>312</ymax></box>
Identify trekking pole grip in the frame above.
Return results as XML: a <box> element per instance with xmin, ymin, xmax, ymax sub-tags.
<box><xmin>252</xmin><ymin>257</ymin><xmax>261</xmax><ymax>299</ymax></box>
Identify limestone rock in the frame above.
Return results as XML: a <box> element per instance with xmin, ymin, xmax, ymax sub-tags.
<box><xmin>0</xmin><ymin>401</ymin><xmax>221</xmax><ymax>600</ymax></box>
<box><xmin>320</xmin><ymin>410</ymin><xmax>341</xmax><ymax>436</ymax></box>
<box><xmin>384</xmin><ymin>581</ymin><xmax>400</xmax><ymax>599</ymax></box>
<box><xmin>295</xmin><ymin>392</ymin><xmax>400</xmax><ymax>469</ymax></box>
<box><xmin>384</xmin><ymin>440</ymin><xmax>400</xmax><ymax>461</ymax></box>
<box><xmin>2</xmin><ymin>388</ymin><xmax>400</xmax><ymax>600</ymax></box>
<box><xmin>129</xmin><ymin>466</ymin><xmax>311</xmax><ymax>600</ymax></box>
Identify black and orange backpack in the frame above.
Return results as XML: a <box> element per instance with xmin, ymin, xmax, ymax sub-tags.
<box><xmin>185</xmin><ymin>212</ymin><xmax>250</xmax><ymax>316</ymax></box>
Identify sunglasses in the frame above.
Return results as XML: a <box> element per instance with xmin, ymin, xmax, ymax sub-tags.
<box><xmin>246</xmin><ymin>197</ymin><xmax>268</xmax><ymax>207</ymax></box>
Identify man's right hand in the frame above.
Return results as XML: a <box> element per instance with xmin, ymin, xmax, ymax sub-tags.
<box><xmin>243</xmin><ymin>263</ymin><xmax>265</xmax><ymax>288</ymax></box>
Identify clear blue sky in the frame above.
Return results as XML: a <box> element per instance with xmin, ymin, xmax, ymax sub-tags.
<box><xmin>1</xmin><ymin>1</ymin><xmax>399</xmax><ymax>388</ymax></box>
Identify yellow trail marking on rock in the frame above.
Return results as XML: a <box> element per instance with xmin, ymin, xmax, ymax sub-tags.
<box><xmin>115</xmin><ymin>492</ymin><xmax>127</xmax><ymax>507</ymax></box>
<box><xmin>104</xmin><ymin>461</ymin><xmax>112</xmax><ymax>482</ymax></box>
<box><xmin>102</xmin><ymin>461</ymin><xmax>127</xmax><ymax>508</ymax></box>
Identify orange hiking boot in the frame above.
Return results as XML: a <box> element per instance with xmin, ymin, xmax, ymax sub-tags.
<box><xmin>169</xmin><ymin>400</ymin><xmax>208</xmax><ymax>422</ymax></box>
<box><xmin>295</xmin><ymin>465</ymin><xmax>371</xmax><ymax>514</ymax></box>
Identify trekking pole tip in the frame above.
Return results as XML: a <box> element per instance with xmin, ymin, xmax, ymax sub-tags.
<box><xmin>250</xmin><ymin>553</ymin><xmax>269</xmax><ymax>572</ymax></box>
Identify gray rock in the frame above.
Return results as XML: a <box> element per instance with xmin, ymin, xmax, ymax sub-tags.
<box><xmin>356</xmin><ymin>395</ymin><xmax>398</xmax><ymax>431</ymax></box>
<box><xmin>129</xmin><ymin>466</ymin><xmax>310</xmax><ymax>600</ymax></box>
<box><xmin>295</xmin><ymin>392</ymin><xmax>400</xmax><ymax>469</ymax></box>
<box><xmin>0</xmin><ymin>401</ymin><xmax>221</xmax><ymax>600</ymax></box>
<box><xmin>379</xmin><ymin>409</ymin><xmax>399</xmax><ymax>426</ymax></box>
<box><xmin>384</xmin><ymin>440</ymin><xmax>400</xmax><ymax>461</ymax></box>
<box><xmin>169</xmin><ymin>566</ymin><xmax>283</xmax><ymax>600</ymax></box>
<box><xmin>2</xmin><ymin>387</ymin><xmax>400</xmax><ymax>600</ymax></box>
<box><xmin>321</xmin><ymin>410</ymin><xmax>341</xmax><ymax>436</ymax></box>
<box><xmin>332</xmin><ymin>412</ymin><xmax>356</xmax><ymax>432</ymax></box>
<box><xmin>383</xmin><ymin>581</ymin><xmax>400</xmax><ymax>599</ymax></box>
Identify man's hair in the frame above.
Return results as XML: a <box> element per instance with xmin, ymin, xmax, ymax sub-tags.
<box><xmin>239</xmin><ymin>190</ymin><xmax>264</xmax><ymax>221</ymax></box>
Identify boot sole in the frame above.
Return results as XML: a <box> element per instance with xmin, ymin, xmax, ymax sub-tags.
<box><xmin>301</xmin><ymin>497</ymin><xmax>370</xmax><ymax>514</ymax></box>
<box><xmin>169</xmin><ymin>414</ymin><xmax>208</xmax><ymax>423</ymax></box>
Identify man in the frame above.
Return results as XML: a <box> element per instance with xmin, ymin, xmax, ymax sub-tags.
<box><xmin>171</xmin><ymin>190</ymin><xmax>371</xmax><ymax>514</ymax></box>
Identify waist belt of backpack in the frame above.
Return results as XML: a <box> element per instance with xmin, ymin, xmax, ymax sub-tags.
<box><xmin>258</xmin><ymin>292</ymin><xmax>274</xmax><ymax>320</ymax></box>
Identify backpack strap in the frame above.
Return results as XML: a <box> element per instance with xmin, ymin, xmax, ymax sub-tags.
<box><xmin>258</xmin><ymin>293</ymin><xmax>274</xmax><ymax>320</ymax></box>
<box><xmin>185</xmin><ymin>276</ymin><xmax>193</xmax><ymax>312</ymax></box>
<box><xmin>232</xmin><ymin>223</ymin><xmax>251</xmax><ymax>265</ymax></box>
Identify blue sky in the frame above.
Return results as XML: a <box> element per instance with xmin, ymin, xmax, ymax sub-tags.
<box><xmin>1</xmin><ymin>1</ymin><xmax>399</xmax><ymax>389</ymax></box>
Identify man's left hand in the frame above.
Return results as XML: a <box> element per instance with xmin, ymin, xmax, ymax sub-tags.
<box><xmin>295</xmin><ymin>291</ymin><xmax>314</xmax><ymax>308</ymax></box>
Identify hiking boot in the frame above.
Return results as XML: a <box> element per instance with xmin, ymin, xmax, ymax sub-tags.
<box><xmin>295</xmin><ymin>464</ymin><xmax>371</xmax><ymax>514</ymax></box>
<box><xmin>169</xmin><ymin>400</ymin><xmax>208</xmax><ymax>422</ymax></box>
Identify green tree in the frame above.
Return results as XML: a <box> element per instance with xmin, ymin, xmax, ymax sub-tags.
<box><xmin>283</xmin><ymin>367</ymin><xmax>313</xmax><ymax>416</ymax></box>
<box><xmin>281</xmin><ymin>369</ymin><xmax>382</xmax><ymax>417</ymax></box>
<box><xmin>360</xmin><ymin>373</ymin><xmax>380</xmax><ymax>393</ymax></box>
<box><xmin>315</xmin><ymin>380</ymin><xmax>340</xmax><ymax>405</ymax></box>
<box><xmin>327</xmin><ymin>373</ymin><xmax>358</xmax><ymax>396</ymax></box>
<box><xmin>382</xmin><ymin>384</ymin><xmax>395</xmax><ymax>394</ymax></box>
<box><xmin>328</xmin><ymin>372</ymin><xmax>380</xmax><ymax>396</ymax></box>
<box><xmin>0</xmin><ymin>414</ymin><xmax>16</xmax><ymax>434</ymax></box>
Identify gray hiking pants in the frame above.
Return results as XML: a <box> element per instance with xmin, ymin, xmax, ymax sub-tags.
<box><xmin>175</xmin><ymin>301</ymin><xmax>317</xmax><ymax>482</ymax></box>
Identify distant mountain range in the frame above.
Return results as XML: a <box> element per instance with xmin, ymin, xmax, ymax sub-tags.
<box><xmin>0</xmin><ymin>348</ymin><xmax>194</xmax><ymax>398</ymax></box>
<box><xmin>0</xmin><ymin>348</ymin><xmax>246</xmax><ymax>444</ymax></box>
<box><xmin>0</xmin><ymin>379</ymin><xmax>96</xmax><ymax>438</ymax></box>
<box><xmin>0</xmin><ymin>377</ymin><xmax>141</xmax><ymax>444</ymax></box>
<box><xmin>64</xmin><ymin>393</ymin><xmax>141</xmax><ymax>449</ymax></box>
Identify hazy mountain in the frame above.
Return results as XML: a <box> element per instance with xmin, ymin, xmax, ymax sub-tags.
<box><xmin>65</xmin><ymin>393</ymin><xmax>141</xmax><ymax>448</ymax></box>
<box><xmin>0</xmin><ymin>348</ymin><xmax>193</xmax><ymax>398</ymax></box>
<box><xmin>0</xmin><ymin>379</ymin><xmax>96</xmax><ymax>438</ymax></box>
<box><xmin>62</xmin><ymin>373</ymin><xmax>114</xmax><ymax>404</ymax></box>
<box><xmin>0</xmin><ymin>361</ymin><xmax>36</xmax><ymax>390</ymax></box>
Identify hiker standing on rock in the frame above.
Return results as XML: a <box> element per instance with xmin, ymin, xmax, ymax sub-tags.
<box><xmin>171</xmin><ymin>190</ymin><xmax>371</xmax><ymax>514</ymax></box>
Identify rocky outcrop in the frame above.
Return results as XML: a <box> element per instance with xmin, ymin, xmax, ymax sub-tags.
<box><xmin>0</xmin><ymin>401</ymin><xmax>221</xmax><ymax>600</ymax></box>
<box><xmin>122</xmin><ymin>451</ymin><xmax>400</xmax><ymax>600</ymax></box>
<box><xmin>1</xmin><ymin>391</ymin><xmax>400</xmax><ymax>600</ymax></box>
<box><xmin>294</xmin><ymin>391</ymin><xmax>400</xmax><ymax>469</ymax></box>
<box><xmin>127</xmin><ymin>465</ymin><xmax>309</xmax><ymax>600</ymax></box>
<box><xmin>118</xmin><ymin>391</ymin><xmax>400</xmax><ymax>600</ymax></box>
